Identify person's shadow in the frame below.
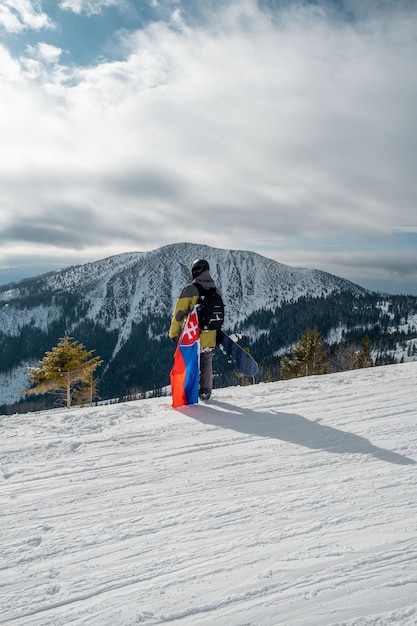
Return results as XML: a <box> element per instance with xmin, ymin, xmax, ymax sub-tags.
<box><xmin>182</xmin><ymin>400</ymin><xmax>415</xmax><ymax>466</ymax></box>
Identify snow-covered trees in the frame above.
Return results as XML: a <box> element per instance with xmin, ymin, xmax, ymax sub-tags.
<box><xmin>280</xmin><ymin>328</ymin><xmax>329</xmax><ymax>380</ymax></box>
<box><xmin>22</xmin><ymin>335</ymin><xmax>103</xmax><ymax>408</ymax></box>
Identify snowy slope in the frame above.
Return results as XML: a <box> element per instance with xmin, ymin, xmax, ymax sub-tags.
<box><xmin>1</xmin><ymin>363</ymin><xmax>417</xmax><ymax>626</ymax></box>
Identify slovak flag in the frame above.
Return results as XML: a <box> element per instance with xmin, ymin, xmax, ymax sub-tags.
<box><xmin>170</xmin><ymin>306</ymin><xmax>200</xmax><ymax>408</ymax></box>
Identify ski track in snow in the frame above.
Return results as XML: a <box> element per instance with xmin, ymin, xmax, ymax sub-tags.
<box><xmin>1</xmin><ymin>363</ymin><xmax>417</xmax><ymax>625</ymax></box>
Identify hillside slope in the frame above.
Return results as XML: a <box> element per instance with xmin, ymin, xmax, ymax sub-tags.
<box><xmin>1</xmin><ymin>363</ymin><xmax>416</xmax><ymax>625</ymax></box>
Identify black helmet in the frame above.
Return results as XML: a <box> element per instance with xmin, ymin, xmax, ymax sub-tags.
<box><xmin>190</xmin><ymin>258</ymin><xmax>209</xmax><ymax>279</ymax></box>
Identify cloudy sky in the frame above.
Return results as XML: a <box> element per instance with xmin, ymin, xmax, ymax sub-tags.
<box><xmin>1</xmin><ymin>0</ymin><xmax>416</xmax><ymax>294</ymax></box>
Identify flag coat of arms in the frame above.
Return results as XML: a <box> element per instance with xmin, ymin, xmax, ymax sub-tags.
<box><xmin>170</xmin><ymin>307</ymin><xmax>200</xmax><ymax>408</ymax></box>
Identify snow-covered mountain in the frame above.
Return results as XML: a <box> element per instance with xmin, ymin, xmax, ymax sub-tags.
<box><xmin>1</xmin><ymin>362</ymin><xmax>416</xmax><ymax>624</ymax></box>
<box><xmin>0</xmin><ymin>242</ymin><xmax>365</xmax><ymax>335</ymax></box>
<box><xmin>1</xmin><ymin>242</ymin><xmax>416</xmax><ymax>409</ymax></box>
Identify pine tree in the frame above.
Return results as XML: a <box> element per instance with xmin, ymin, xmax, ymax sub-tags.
<box><xmin>72</xmin><ymin>376</ymin><xmax>100</xmax><ymax>407</ymax></box>
<box><xmin>356</xmin><ymin>336</ymin><xmax>373</xmax><ymax>369</ymax></box>
<box><xmin>281</xmin><ymin>328</ymin><xmax>329</xmax><ymax>380</ymax></box>
<box><xmin>21</xmin><ymin>335</ymin><xmax>103</xmax><ymax>408</ymax></box>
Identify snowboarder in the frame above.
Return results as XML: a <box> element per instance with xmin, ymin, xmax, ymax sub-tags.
<box><xmin>169</xmin><ymin>259</ymin><xmax>223</xmax><ymax>401</ymax></box>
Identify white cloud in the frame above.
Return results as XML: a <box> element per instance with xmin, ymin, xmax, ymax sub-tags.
<box><xmin>0</xmin><ymin>0</ymin><xmax>417</xmax><ymax>291</ymax></box>
<box><xmin>59</xmin><ymin>0</ymin><xmax>125</xmax><ymax>16</ymax></box>
<box><xmin>0</xmin><ymin>45</ymin><xmax>22</xmax><ymax>82</ymax></box>
<box><xmin>32</xmin><ymin>42</ymin><xmax>63</xmax><ymax>63</ymax></box>
<box><xmin>0</xmin><ymin>0</ymin><xmax>53</xmax><ymax>33</ymax></box>
<box><xmin>18</xmin><ymin>42</ymin><xmax>67</xmax><ymax>85</ymax></box>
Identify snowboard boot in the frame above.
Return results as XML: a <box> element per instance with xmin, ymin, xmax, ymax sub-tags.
<box><xmin>199</xmin><ymin>390</ymin><xmax>211</xmax><ymax>402</ymax></box>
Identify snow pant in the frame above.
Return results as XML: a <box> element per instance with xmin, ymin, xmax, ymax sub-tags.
<box><xmin>199</xmin><ymin>348</ymin><xmax>214</xmax><ymax>394</ymax></box>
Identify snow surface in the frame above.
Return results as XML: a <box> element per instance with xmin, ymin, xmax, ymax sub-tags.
<box><xmin>1</xmin><ymin>363</ymin><xmax>417</xmax><ymax>626</ymax></box>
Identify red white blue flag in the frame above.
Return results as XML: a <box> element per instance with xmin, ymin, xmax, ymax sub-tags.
<box><xmin>170</xmin><ymin>307</ymin><xmax>200</xmax><ymax>408</ymax></box>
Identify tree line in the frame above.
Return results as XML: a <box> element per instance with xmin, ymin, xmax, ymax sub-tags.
<box><xmin>11</xmin><ymin>324</ymin><xmax>411</xmax><ymax>412</ymax></box>
<box><xmin>4</xmin><ymin>289</ymin><xmax>417</xmax><ymax>413</ymax></box>
<box><xmin>279</xmin><ymin>329</ymin><xmax>372</xmax><ymax>380</ymax></box>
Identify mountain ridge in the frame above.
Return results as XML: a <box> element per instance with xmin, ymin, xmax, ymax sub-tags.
<box><xmin>0</xmin><ymin>242</ymin><xmax>368</xmax><ymax>326</ymax></box>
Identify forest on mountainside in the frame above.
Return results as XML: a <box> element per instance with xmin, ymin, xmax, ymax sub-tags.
<box><xmin>2</xmin><ymin>291</ymin><xmax>417</xmax><ymax>414</ymax></box>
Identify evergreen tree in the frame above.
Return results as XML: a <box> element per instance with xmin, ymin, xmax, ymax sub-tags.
<box><xmin>72</xmin><ymin>376</ymin><xmax>100</xmax><ymax>406</ymax></box>
<box><xmin>281</xmin><ymin>328</ymin><xmax>329</xmax><ymax>380</ymax></box>
<box><xmin>21</xmin><ymin>335</ymin><xmax>103</xmax><ymax>408</ymax></box>
<box><xmin>356</xmin><ymin>336</ymin><xmax>373</xmax><ymax>369</ymax></box>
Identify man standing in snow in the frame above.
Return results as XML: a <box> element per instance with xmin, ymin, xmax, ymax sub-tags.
<box><xmin>169</xmin><ymin>259</ymin><xmax>222</xmax><ymax>401</ymax></box>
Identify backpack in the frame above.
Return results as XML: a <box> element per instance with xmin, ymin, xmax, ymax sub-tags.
<box><xmin>195</xmin><ymin>283</ymin><xmax>225</xmax><ymax>331</ymax></box>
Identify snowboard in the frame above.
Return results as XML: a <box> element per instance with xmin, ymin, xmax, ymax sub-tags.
<box><xmin>216</xmin><ymin>330</ymin><xmax>259</xmax><ymax>376</ymax></box>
